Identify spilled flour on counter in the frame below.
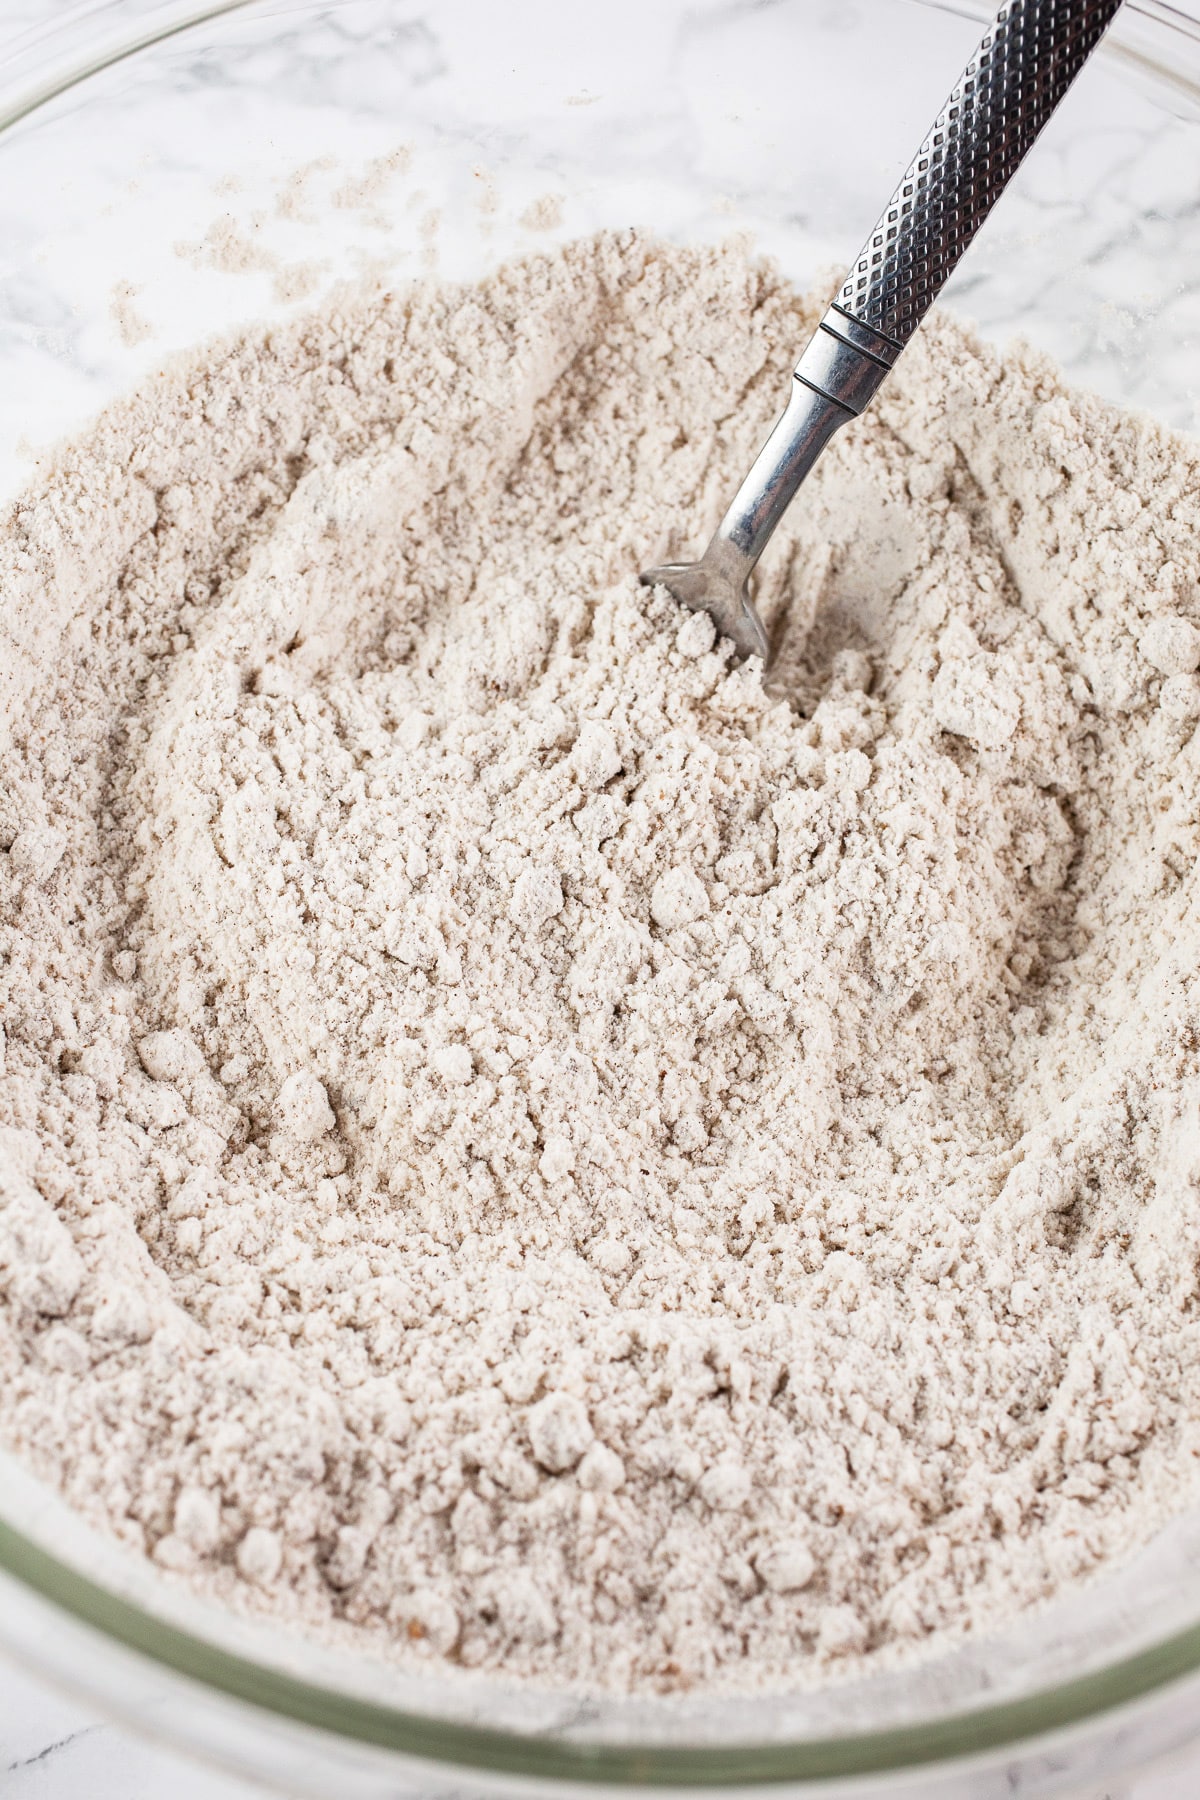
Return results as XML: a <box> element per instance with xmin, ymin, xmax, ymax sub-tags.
<box><xmin>5</xmin><ymin>232</ymin><xmax>1200</xmax><ymax>1692</ymax></box>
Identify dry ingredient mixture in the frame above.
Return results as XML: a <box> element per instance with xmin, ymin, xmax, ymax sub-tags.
<box><xmin>4</xmin><ymin>233</ymin><xmax>1200</xmax><ymax>1693</ymax></box>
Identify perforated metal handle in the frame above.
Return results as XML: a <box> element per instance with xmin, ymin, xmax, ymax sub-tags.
<box><xmin>835</xmin><ymin>0</ymin><xmax>1123</xmax><ymax>352</ymax></box>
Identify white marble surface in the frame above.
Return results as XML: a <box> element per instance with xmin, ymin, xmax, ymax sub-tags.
<box><xmin>1</xmin><ymin>1659</ymin><xmax>271</xmax><ymax>1798</ymax></box>
<box><xmin>2</xmin><ymin>1651</ymin><xmax>1200</xmax><ymax>1800</ymax></box>
<box><xmin>4</xmin><ymin>0</ymin><xmax>1200</xmax><ymax>1796</ymax></box>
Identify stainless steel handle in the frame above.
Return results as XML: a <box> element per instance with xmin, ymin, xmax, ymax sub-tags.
<box><xmin>783</xmin><ymin>0</ymin><xmax>1126</xmax><ymax>516</ymax></box>
<box><xmin>643</xmin><ymin>0</ymin><xmax>1124</xmax><ymax>662</ymax></box>
<box><xmin>835</xmin><ymin>0</ymin><xmax>1124</xmax><ymax>355</ymax></box>
<box><xmin>645</xmin><ymin>0</ymin><xmax>1125</xmax><ymax>663</ymax></box>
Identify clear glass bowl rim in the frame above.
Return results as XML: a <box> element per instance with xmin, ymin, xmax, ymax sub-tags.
<box><xmin>3</xmin><ymin>0</ymin><xmax>1200</xmax><ymax>1785</ymax></box>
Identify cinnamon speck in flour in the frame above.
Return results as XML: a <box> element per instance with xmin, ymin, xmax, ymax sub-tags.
<box><xmin>4</xmin><ymin>232</ymin><xmax>1200</xmax><ymax>1691</ymax></box>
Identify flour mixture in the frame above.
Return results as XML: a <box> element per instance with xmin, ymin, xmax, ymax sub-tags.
<box><xmin>4</xmin><ymin>233</ymin><xmax>1200</xmax><ymax>1691</ymax></box>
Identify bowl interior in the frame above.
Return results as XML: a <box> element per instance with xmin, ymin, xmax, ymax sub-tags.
<box><xmin>4</xmin><ymin>0</ymin><xmax>1200</xmax><ymax>1788</ymax></box>
<box><xmin>3</xmin><ymin>0</ymin><xmax>1200</xmax><ymax>506</ymax></box>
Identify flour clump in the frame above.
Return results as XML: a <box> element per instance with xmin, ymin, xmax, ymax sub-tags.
<box><xmin>4</xmin><ymin>232</ymin><xmax>1200</xmax><ymax>1693</ymax></box>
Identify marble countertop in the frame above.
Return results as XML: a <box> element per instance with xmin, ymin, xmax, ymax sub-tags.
<box><xmin>3</xmin><ymin>1624</ymin><xmax>1200</xmax><ymax>1800</ymax></box>
<box><xmin>4</xmin><ymin>1</ymin><xmax>1200</xmax><ymax>1796</ymax></box>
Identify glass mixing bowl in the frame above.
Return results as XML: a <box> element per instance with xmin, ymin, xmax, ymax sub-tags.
<box><xmin>4</xmin><ymin>1</ymin><xmax>1200</xmax><ymax>1794</ymax></box>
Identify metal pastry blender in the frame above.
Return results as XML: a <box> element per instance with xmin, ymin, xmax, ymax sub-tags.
<box><xmin>641</xmin><ymin>0</ymin><xmax>1124</xmax><ymax>663</ymax></box>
